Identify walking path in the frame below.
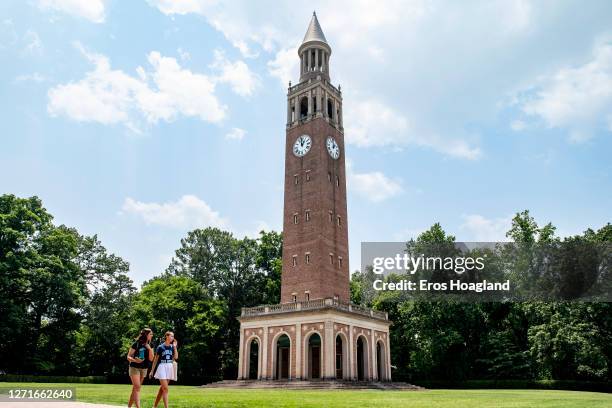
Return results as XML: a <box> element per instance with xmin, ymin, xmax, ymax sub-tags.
<box><xmin>0</xmin><ymin>402</ymin><xmax>119</xmax><ymax>408</ymax></box>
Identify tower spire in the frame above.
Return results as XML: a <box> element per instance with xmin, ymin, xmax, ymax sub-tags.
<box><xmin>302</xmin><ymin>11</ymin><xmax>328</xmax><ymax>45</ymax></box>
<box><xmin>298</xmin><ymin>12</ymin><xmax>331</xmax><ymax>82</ymax></box>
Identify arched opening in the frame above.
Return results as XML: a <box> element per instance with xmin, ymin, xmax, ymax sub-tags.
<box><xmin>327</xmin><ymin>99</ymin><xmax>333</xmax><ymax>119</ymax></box>
<box><xmin>300</xmin><ymin>97</ymin><xmax>308</xmax><ymax>119</ymax></box>
<box><xmin>313</xmin><ymin>96</ymin><xmax>318</xmax><ymax>113</ymax></box>
<box><xmin>247</xmin><ymin>338</ymin><xmax>259</xmax><ymax>380</ymax></box>
<box><xmin>306</xmin><ymin>332</ymin><xmax>322</xmax><ymax>379</ymax></box>
<box><xmin>356</xmin><ymin>336</ymin><xmax>368</xmax><ymax>381</ymax></box>
<box><xmin>275</xmin><ymin>334</ymin><xmax>291</xmax><ymax>380</ymax></box>
<box><xmin>335</xmin><ymin>334</ymin><xmax>348</xmax><ymax>379</ymax></box>
<box><xmin>376</xmin><ymin>341</ymin><xmax>384</xmax><ymax>381</ymax></box>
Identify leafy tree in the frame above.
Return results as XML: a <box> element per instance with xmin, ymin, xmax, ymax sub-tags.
<box><xmin>131</xmin><ymin>275</ymin><xmax>226</xmax><ymax>383</ymax></box>
<box><xmin>74</xmin><ymin>234</ymin><xmax>135</xmax><ymax>377</ymax></box>
<box><xmin>166</xmin><ymin>228</ymin><xmax>280</xmax><ymax>378</ymax></box>
<box><xmin>0</xmin><ymin>194</ymin><xmax>133</xmax><ymax>376</ymax></box>
<box><xmin>254</xmin><ymin>230</ymin><xmax>283</xmax><ymax>304</ymax></box>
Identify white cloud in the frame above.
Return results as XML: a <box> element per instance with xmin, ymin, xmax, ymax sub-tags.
<box><xmin>15</xmin><ymin>72</ymin><xmax>46</xmax><ymax>83</ymax></box>
<box><xmin>145</xmin><ymin>2</ymin><xmax>551</xmax><ymax>160</ymax></box>
<box><xmin>267</xmin><ymin>47</ymin><xmax>298</xmax><ymax>88</ymax></box>
<box><xmin>47</xmin><ymin>43</ymin><xmax>227</xmax><ymax>130</ymax></box>
<box><xmin>347</xmin><ymin>160</ymin><xmax>403</xmax><ymax>203</ymax></box>
<box><xmin>510</xmin><ymin>119</ymin><xmax>526</xmax><ymax>131</ymax></box>
<box><xmin>0</xmin><ymin>19</ymin><xmax>18</xmax><ymax>49</ymax></box>
<box><xmin>22</xmin><ymin>30</ymin><xmax>43</xmax><ymax>55</ymax></box>
<box><xmin>177</xmin><ymin>47</ymin><xmax>191</xmax><ymax>61</ymax></box>
<box><xmin>345</xmin><ymin>99</ymin><xmax>481</xmax><ymax>160</ymax></box>
<box><xmin>210</xmin><ymin>49</ymin><xmax>259</xmax><ymax>97</ymax></box>
<box><xmin>147</xmin><ymin>0</ymin><xmax>284</xmax><ymax>57</ymax></box>
<box><xmin>345</xmin><ymin>99</ymin><xmax>409</xmax><ymax>147</ymax></box>
<box><xmin>38</xmin><ymin>0</ymin><xmax>107</xmax><ymax>23</ymax></box>
<box><xmin>518</xmin><ymin>40</ymin><xmax>612</xmax><ymax>142</ymax></box>
<box><xmin>225</xmin><ymin>127</ymin><xmax>246</xmax><ymax>140</ymax></box>
<box><xmin>145</xmin><ymin>0</ymin><xmax>211</xmax><ymax>16</ymax></box>
<box><xmin>122</xmin><ymin>195</ymin><xmax>227</xmax><ymax>230</ymax></box>
<box><xmin>460</xmin><ymin>214</ymin><xmax>512</xmax><ymax>241</ymax></box>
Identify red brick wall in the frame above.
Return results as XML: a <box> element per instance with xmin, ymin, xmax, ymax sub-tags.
<box><xmin>281</xmin><ymin>117</ymin><xmax>350</xmax><ymax>303</ymax></box>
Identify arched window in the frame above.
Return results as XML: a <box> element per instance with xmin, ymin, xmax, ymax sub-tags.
<box><xmin>327</xmin><ymin>99</ymin><xmax>333</xmax><ymax>118</ymax></box>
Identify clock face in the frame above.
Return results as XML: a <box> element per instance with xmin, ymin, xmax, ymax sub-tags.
<box><xmin>326</xmin><ymin>136</ymin><xmax>340</xmax><ymax>159</ymax></box>
<box><xmin>293</xmin><ymin>134</ymin><xmax>312</xmax><ymax>157</ymax></box>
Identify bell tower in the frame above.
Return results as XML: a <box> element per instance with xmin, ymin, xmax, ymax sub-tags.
<box><xmin>281</xmin><ymin>11</ymin><xmax>349</xmax><ymax>304</ymax></box>
<box><xmin>236</xmin><ymin>13</ymin><xmax>391</xmax><ymax>384</ymax></box>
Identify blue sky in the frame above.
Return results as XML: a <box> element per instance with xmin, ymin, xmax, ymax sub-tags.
<box><xmin>1</xmin><ymin>0</ymin><xmax>611</xmax><ymax>286</ymax></box>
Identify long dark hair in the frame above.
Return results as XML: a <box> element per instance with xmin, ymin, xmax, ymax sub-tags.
<box><xmin>136</xmin><ymin>328</ymin><xmax>152</xmax><ymax>345</ymax></box>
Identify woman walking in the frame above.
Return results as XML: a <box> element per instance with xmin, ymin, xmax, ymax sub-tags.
<box><xmin>149</xmin><ymin>331</ymin><xmax>179</xmax><ymax>408</ymax></box>
<box><xmin>127</xmin><ymin>328</ymin><xmax>154</xmax><ymax>408</ymax></box>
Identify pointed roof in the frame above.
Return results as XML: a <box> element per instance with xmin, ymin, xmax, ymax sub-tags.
<box><xmin>302</xmin><ymin>11</ymin><xmax>328</xmax><ymax>45</ymax></box>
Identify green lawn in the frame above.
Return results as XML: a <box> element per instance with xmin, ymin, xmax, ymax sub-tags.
<box><xmin>1</xmin><ymin>382</ymin><xmax>612</xmax><ymax>407</ymax></box>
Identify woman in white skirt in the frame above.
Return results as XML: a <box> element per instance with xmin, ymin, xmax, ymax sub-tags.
<box><xmin>149</xmin><ymin>331</ymin><xmax>178</xmax><ymax>408</ymax></box>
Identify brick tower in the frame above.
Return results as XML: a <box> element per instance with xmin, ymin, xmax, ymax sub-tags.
<box><xmin>237</xmin><ymin>12</ymin><xmax>391</xmax><ymax>382</ymax></box>
<box><xmin>280</xmin><ymin>11</ymin><xmax>349</xmax><ymax>305</ymax></box>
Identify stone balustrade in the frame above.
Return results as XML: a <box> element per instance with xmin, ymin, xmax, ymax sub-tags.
<box><xmin>240</xmin><ymin>297</ymin><xmax>388</xmax><ymax>320</ymax></box>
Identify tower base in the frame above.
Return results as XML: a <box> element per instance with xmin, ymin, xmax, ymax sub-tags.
<box><xmin>237</xmin><ymin>298</ymin><xmax>391</xmax><ymax>381</ymax></box>
<box><xmin>203</xmin><ymin>380</ymin><xmax>423</xmax><ymax>390</ymax></box>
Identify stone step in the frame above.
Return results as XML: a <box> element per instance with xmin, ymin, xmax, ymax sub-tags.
<box><xmin>201</xmin><ymin>380</ymin><xmax>424</xmax><ymax>390</ymax></box>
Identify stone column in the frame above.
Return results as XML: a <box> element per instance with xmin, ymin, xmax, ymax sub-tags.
<box><xmin>386</xmin><ymin>335</ymin><xmax>392</xmax><ymax>381</ymax></box>
<box><xmin>315</xmin><ymin>48</ymin><xmax>318</xmax><ymax>71</ymax></box>
<box><xmin>287</xmin><ymin>98</ymin><xmax>291</xmax><ymax>124</ymax></box>
<box><xmin>322</xmin><ymin>91</ymin><xmax>327</xmax><ymax>118</ymax></box>
<box><xmin>237</xmin><ymin>327</ymin><xmax>244</xmax><ymax>379</ymax></box>
<box><xmin>307</xmin><ymin>90</ymin><xmax>312</xmax><ymax>116</ymax></box>
<box><xmin>348</xmin><ymin>325</ymin><xmax>354</xmax><ymax>380</ymax></box>
<box><xmin>370</xmin><ymin>330</ymin><xmax>376</xmax><ymax>381</ymax></box>
<box><xmin>332</xmin><ymin>99</ymin><xmax>337</xmax><ymax>123</ymax></box>
<box><xmin>307</xmin><ymin>49</ymin><xmax>311</xmax><ymax>71</ymax></box>
<box><xmin>324</xmin><ymin>320</ymin><xmax>334</xmax><ymax>379</ymax></box>
<box><xmin>262</xmin><ymin>325</ymin><xmax>269</xmax><ymax>379</ymax></box>
<box><xmin>295</xmin><ymin>323</ymin><xmax>302</xmax><ymax>379</ymax></box>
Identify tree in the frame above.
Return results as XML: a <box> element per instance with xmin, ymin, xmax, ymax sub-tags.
<box><xmin>0</xmin><ymin>194</ymin><xmax>133</xmax><ymax>376</ymax></box>
<box><xmin>254</xmin><ymin>230</ymin><xmax>283</xmax><ymax>304</ymax></box>
<box><xmin>74</xmin><ymin>234</ymin><xmax>135</xmax><ymax>378</ymax></box>
<box><xmin>166</xmin><ymin>227</ymin><xmax>280</xmax><ymax>378</ymax></box>
<box><xmin>131</xmin><ymin>275</ymin><xmax>226</xmax><ymax>383</ymax></box>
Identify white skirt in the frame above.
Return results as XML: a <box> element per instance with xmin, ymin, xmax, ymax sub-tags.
<box><xmin>154</xmin><ymin>362</ymin><xmax>174</xmax><ymax>380</ymax></box>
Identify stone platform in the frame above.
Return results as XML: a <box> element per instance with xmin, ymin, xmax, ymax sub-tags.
<box><xmin>201</xmin><ymin>380</ymin><xmax>424</xmax><ymax>390</ymax></box>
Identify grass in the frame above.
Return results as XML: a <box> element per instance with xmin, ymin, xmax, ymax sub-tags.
<box><xmin>1</xmin><ymin>382</ymin><xmax>612</xmax><ymax>407</ymax></box>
